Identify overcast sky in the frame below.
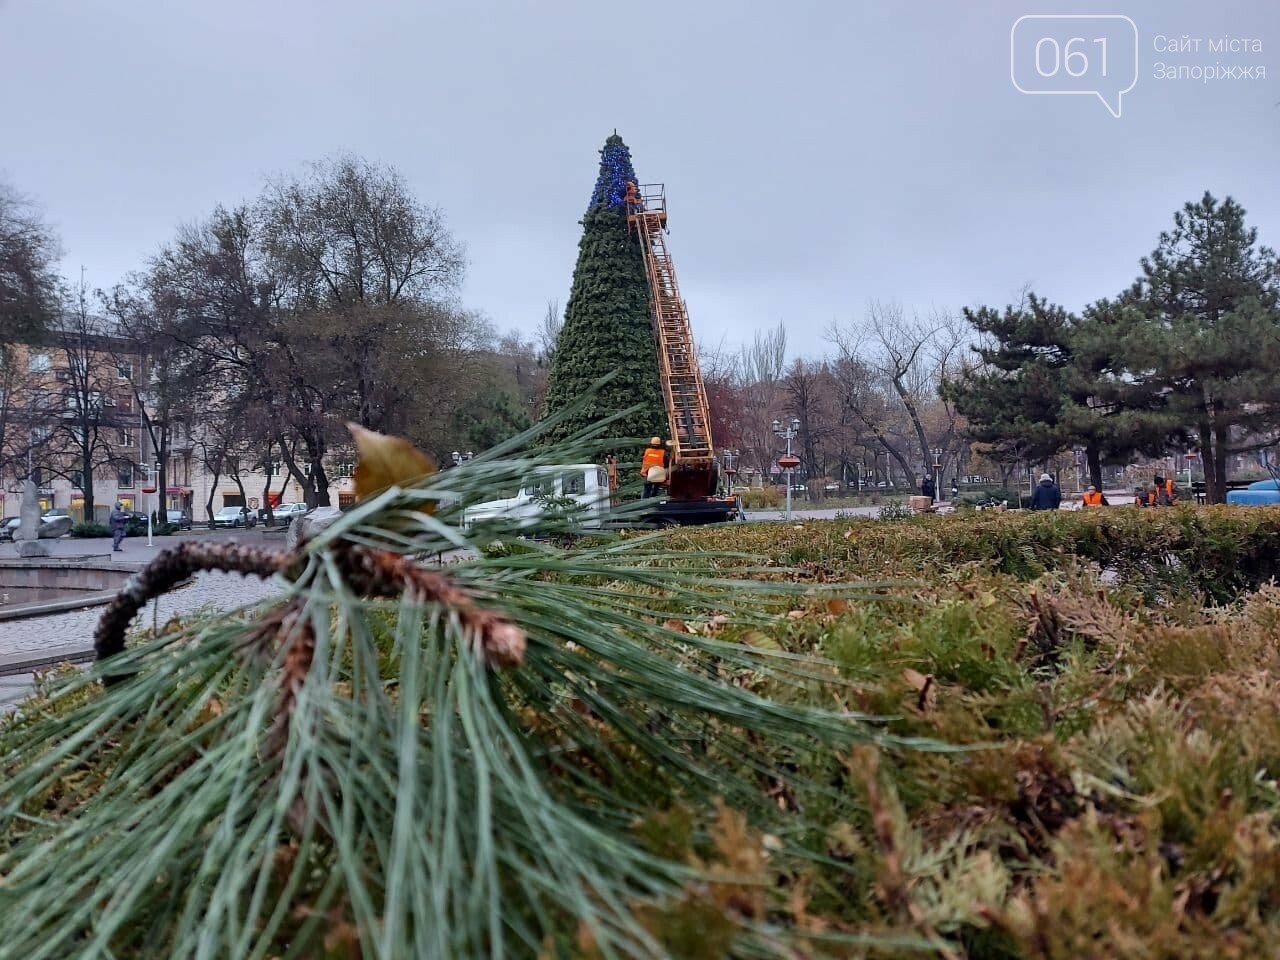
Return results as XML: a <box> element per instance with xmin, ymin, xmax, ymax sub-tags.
<box><xmin>2</xmin><ymin>0</ymin><xmax>1277</xmax><ymax>357</ymax></box>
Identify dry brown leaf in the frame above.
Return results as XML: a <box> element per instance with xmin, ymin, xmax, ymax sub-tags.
<box><xmin>826</xmin><ymin>597</ymin><xmax>850</xmax><ymax>615</ymax></box>
<box><xmin>349</xmin><ymin>422</ymin><xmax>436</xmax><ymax>501</ymax></box>
<box><xmin>703</xmin><ymin>614</ymin><xmax>731</xmax><ymax>634</ymax></box>
<box><xmin>663</xmin><ymin>618</ymin><xmax>688</xmax><ymax>634</ymax></box>
<box><xmin>786</xmin><ymin>609</ymin><xmax>807</xmax><ymax>620</ymax></box>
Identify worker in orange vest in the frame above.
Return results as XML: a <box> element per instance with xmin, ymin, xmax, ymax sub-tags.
<box><xmin>624</xmin><ymin>180</ymin><xmax>641</xmax><ymax>207</ymax></box>
<box><xmin>1154</xmin><ymin>474</ymin><xmax>1177</xmax><ymax>505</ymax></box>
<box><xmin>1082</xmin><ymin>485</ymin><xmax>1106</xmax><ymax>507</ymax></box>
<box><xmin>1133</xmin><ymin>486</ymin><xmax>1154</xmax><ymax>508</ymax></box>
<box><xmin>641</xmin><ymin>436</ymin><xmax>668</xmax><ymax>497</ymax></box>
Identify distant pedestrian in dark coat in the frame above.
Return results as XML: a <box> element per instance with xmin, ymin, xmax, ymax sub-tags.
<box><xmin>1030</xmin><ymin>473</ymin><xmax>1061</xmax><ymax>511</ymax></box>
<box><xmin>920</xmin><ymin>476</ymin><xmax>936</xmax><ymax>502</ymax></box>
<box><xmin>109</xmin><ymin>503</ymin><xmax>128</xmax><ymax>552</ymax></box>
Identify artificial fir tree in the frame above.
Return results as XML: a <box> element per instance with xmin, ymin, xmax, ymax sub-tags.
<box><xmin>543</xmin><ymin>134</ymin><xmax>665</xmax><ymax>447</ymax></box>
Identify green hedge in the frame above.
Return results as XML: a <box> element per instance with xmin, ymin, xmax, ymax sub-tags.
<box><xmin>667</xmin><ymin>504</ymin><xmax>1280</xmax><ymax>603</ymax></box>
<box><xmin>69</xmin><ymin>522</ymin><xmax>110</xmax><ymax>539</ymax></box>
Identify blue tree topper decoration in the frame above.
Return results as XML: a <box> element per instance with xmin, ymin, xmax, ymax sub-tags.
<box><xmin>587</xmin><ymin>133</ymin><xmax>639</xmax><ymax>211</ymax></box>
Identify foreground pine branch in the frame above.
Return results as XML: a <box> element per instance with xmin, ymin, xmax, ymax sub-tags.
<box><xmin>1</xmin><ymin>427</ymin><xmax>921</xmax><ymax>959</ymax></box>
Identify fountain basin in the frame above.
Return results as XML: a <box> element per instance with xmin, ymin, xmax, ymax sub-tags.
<box><xmin>0</xmin><ymin>559</ymin><xmax>139</xmax><ymax>621</ymax></box>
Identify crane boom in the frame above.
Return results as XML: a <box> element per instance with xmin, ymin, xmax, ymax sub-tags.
<box><xmin>626</xmin><ymin>184</ymin><xmax>718</xmax><ymax>502</ymax></box>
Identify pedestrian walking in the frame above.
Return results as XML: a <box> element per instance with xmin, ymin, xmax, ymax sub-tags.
<box><xmin>1030</xmin><ymin>473</ymin><xmax>1062</xmax><ymax>511</ymax></box>
<box><xmin>109</xmin><ymin>502</ymin><xmax>128</xmax><ymax>552</ymax></box>
<box><xmin>920</xmin><ymin>476</ymin><xmax>936</xmax><ymax>502</ymax></box>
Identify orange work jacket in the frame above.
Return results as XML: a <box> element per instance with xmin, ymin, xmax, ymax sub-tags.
<box><xmin>1082</xmin><ymin>490</ymin><xmax>1103</xmax><ymax>506</ymax></box>
<box><xmin>640</xmin><ymin>446</ymin><xmax>666</xmax><ymax>479</ymax></box>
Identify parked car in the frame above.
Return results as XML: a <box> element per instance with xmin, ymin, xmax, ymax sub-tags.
<box><xmin>213</xmin><ymin>506</ymin><xmax>257</xmax><ymax>529</ymax></box>
<box><xmin>166</xmin><ymin>509</ymin><xmax>193</xmax><ymax>531</ymax></box>
<box><xmin>265</xmin><ymin>502</ymin><xmax>309</xmax><ymax>526</ymax></box>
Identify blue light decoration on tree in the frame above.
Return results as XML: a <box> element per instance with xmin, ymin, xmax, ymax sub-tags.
<box><xmin>587</xmin><ymin>133</ymin><xmax>639</xmax><ymax>210</ymax></box>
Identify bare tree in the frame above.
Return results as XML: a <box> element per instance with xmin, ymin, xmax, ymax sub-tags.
<box><xmin>782</xmin><ymin>358</ymin><xmax>837</xmax><ymax>502</ymax></box>
<box><xmin>142</xmin><ymin>157</ymin><xmax>479</xmax><ymax>501</ymax></box>
<box><xmin>735</xmin><ymin>323</ymin><xmax>788</xmax><ymax>483</ymax></box>
<box><xmin>44</xmin><ymin>277</ymin><xmax>132</xmax><ymax>521</ymax></box>
<box><xmin>829</xmin><ymin>302</ymin><xmax>968</xmax><ymax>490</ymax></box>
<box><xmin>537</xmin><ymin>299</ymin><xmax>561</xmax><ymax>363</ymax></box>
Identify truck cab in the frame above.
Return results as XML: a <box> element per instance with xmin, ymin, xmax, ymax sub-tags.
<box><xmin>462</xmin><ymin>464</ymin><xmax>611</xmax><ymax>530</ymax></box>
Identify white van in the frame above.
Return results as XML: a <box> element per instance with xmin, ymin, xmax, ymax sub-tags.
<box><xmin>462</xmin><ymin>464</ymin><xmax>612</xmax><ymax>530</ymax></box>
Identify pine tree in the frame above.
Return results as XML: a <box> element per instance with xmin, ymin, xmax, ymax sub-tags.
<box><xmin>543</xmin><ymin>134</ymin><xmax>665</xmax><ymax>447</ymax></box>
<box><xmin>1119</xmin><ymin>193</ymin><xmax>1280</xmax><ymax>502</ymax></box>
<box><xmin>947</xmin><ymin>294</ymin><xmax>1167</xmax><ymax>489</ymax></box>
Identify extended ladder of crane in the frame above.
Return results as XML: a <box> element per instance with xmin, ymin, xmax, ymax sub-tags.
<box><xmin>626</xmin><ymin>184</ymin><xmax>714</xmax><ymax>479</ymax></box>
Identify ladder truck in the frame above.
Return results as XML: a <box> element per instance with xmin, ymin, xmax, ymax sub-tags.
<box><xmin>626</xmin><ymin>183</ymin><xmax>741</xmax><ymax>525</ymax></box>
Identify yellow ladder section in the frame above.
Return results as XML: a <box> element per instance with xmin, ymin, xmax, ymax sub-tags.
<box><xmin>627</xmin><ymin>185</ymin><xmax>714</xmax><ymax>469</ymax></box>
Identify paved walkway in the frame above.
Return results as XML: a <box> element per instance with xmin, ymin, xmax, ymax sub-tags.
<box><xmin>0</xmin><ymin>528</ymin><xmax>281</xmax><ymax>564</ymax></box>
<box><xmin>0</xmin><ymin>672</ymin><xmax>35</xmax><ymax>709</ymax></box>
<box><xmin>0</xmin><ymin>566</ymin><xmax>282</xmax><ymax>710</ymax></box>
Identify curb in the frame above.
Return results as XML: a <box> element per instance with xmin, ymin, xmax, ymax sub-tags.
<box><xmin>0</xmin><ymin>645</ymin><xmax>94</xmax><ymax>678</ymax></box>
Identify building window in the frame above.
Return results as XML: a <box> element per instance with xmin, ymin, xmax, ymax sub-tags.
<box><xmin>28</xmin><ymin>352</ymin><xmax>50</xmax><ymax>373</ymax></box>
<box><xmin>119</xmin><ymin>428</ymin><xmax>133</xmax><ymax>447</ymax></box>
<box><xmin>117</xmin><ymin>393</ymin><xmax>132</xmax><ymax>412</ymax></box>
<box><xmin>117</xmin><ymin>360</ymin><xmax>132</xmax><ymax>380</ymax></box>
<box><xmin>335</xmin><ymin>461</ymin><xmax>355</xmax><ymax>478</ymax></box>
<box><xmin>71</xmin><ymin>469</ymin><xmax>85</xmax><ymax>489</ymax></box>
<box><xmin>30</xmin><ymin>425</ymin><xmax>51</xmax><ymax>443</ymax></box>
<box><xmin>118</xmin><ymin>464</ymin><xmax>134</xmax><ymax>489</ymax></box>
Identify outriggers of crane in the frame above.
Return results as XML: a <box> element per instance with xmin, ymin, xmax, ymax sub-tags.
<box><xmin>626</xmin><ymin>182</ymin><xmax>740</xmax><ymax>525</ymax></box>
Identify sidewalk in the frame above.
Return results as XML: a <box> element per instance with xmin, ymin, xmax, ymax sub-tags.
<box><xmin>0</xmin><ymin>527</ymin><xmax>281</xmax><ymax>564</ymax></box>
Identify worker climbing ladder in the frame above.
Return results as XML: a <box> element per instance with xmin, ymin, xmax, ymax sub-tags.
<box><xmin>625</xmin><ymin>183</ymin><xmax>714</xmax><ymax>483</ymax></box>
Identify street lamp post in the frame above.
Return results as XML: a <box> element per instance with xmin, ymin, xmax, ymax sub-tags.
<box><xmin>721</xmin><ymin>448</ymin><xmax>738</xmax><ymax>497</ymax></box>
<box><xmin>140</xmin><ymin>461</ymin><xmax>159</xmax><ymax>547</ymax></box>
<box><xmin>772</xmin><ymin>418</ymin><xmax>801</xmax><ymax>521</ymax></box>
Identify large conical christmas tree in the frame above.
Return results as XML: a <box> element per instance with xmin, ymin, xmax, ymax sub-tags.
<box><xmin>543</xmin><ymin>134</ymin><xmax>665</xmax><ymax>446</ymax></box>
